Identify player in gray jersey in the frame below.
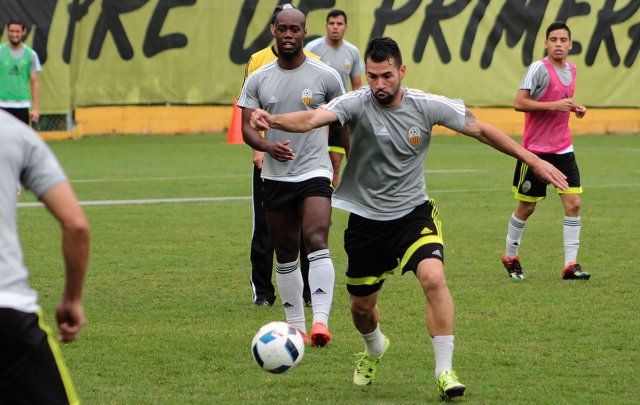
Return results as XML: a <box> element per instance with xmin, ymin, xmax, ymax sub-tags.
<box><xmin>305</xmin><ymin>9</ymin><xmax>364</xmax><ymax>187</ymax></box>
<box><xmin>238</xmin><ymin>8</ymin><xmax>345</xmax><ymax>347</ymax></box>
<box><xmin>304</xmin><ymin>10</ymin><xmax>364</xmax><ymax>92</ymax></box>
<box><xmin>250</xmin><ymin>37</ymin><xmax>568</xmax><ymax>400</ymax></box>
<box><xmin>0</xmin><ymin>110</ymin><xmax>90</xmax><ymax>403</ymax></box>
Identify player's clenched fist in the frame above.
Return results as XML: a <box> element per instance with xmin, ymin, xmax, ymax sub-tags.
<box><xmin>251</xmin><ymin>109</ymin><xmax>271</xmax><ymax>130</ymax></box>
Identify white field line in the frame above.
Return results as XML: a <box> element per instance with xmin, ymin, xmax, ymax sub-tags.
<box><xmin>18</xmin><ymin>196</ymin><xmax>250</xmax><ymax>208</ymax></box>
<box><xmin>68</xmin><ymin>169</ymin><xmax>484</xmax><ymax>183</ymax></box>
<box><xmin>17</xmin><ymin>182</ymin><xmax>639</xmax><ymax>208</ymax></box>
<box><xmin>70</xmin><ymin>175</ymin><xmax>248</xmax><ymax>183</ymax></box>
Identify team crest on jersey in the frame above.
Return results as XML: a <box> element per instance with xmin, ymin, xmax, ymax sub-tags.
<box><xmin>344</xmin><ymin>58</ymin><xmax>352</xmax><ymax>71</ymax></box>
<box><xmin>521</xmin><ymin>180</ymin><xmax>532</xmax><ymax>193</ymax></box>
<box><xmin>301</xmin><ymin>88</ymin><xmax>313</xmax><ymax>105</ymax></box>
<box><xmin>408</xmin><ymin>126</ymin><xmax>421</xmax><ymax>146</ymax></box>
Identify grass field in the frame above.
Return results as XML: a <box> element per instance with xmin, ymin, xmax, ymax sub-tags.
<box><xmin>18</xmin><ymin>133</ymin><xmax>640</xmax><ymax>404</ymax></box>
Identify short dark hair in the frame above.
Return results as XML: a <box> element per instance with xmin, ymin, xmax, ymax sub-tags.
<box><xmin>365</xmin><ymin>37</ymin><xmax>402</xmax><ymax>67</ymax></box>
<box><xmin>546</xmin><ymin>21</ymin><xmax>571</xmax><ymax>40</ymax></box>
<box><xmin>271</xmin><ymin>3</ymin><xmax>296</xmax><ymax>24</ymax></box>
<box><xmin>6</xmin><ymin>18</ymin><xmax>25</xmax><ymax>29</ymax></box>
<box><xmin>326</xmin><ymin>9</ymin><xmax>347</xmax><ymax>24</ymax></box>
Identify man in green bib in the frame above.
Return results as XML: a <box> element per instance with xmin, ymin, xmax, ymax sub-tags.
<box><xmin>0</xmin><ymin>18</ymin><xmax>41</xmax><ymax>125</ymax></box>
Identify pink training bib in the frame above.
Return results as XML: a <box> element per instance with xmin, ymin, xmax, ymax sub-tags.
<box><xmin>522</xmin><ymin>58</ymin><xmax>576</xmax><ymax>154</ymax></box>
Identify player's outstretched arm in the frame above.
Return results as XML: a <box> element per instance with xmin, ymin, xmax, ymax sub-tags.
<box><xmin>242</xmin><ymin>107</ymin><xmax>295</xmax><ymax>162</ymax></box>
<box><xmin>251</xmin><ymin>108</ymin><xmax>338</xmax><ymax>133</ymax></box>
<box><xmin>459</xmin><ymin>109</ymin><xmax>568</xmax><ymax>190</ymax></box>
<box><xmin>41</xmin><ymin>182</ymin><xmax>90</xmax><ymax>343</ymax></box>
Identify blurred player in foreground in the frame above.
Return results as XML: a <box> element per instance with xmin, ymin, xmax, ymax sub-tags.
<box><xmin>0</xmin><ymin>110</ymin><xmax>90</xmax><ymax>403</ymax></box>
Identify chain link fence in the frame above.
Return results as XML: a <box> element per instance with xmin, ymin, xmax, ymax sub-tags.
<box><xmin>34</xmin><ymin>113</ymin><xmax>73</xmax><ymax>132</ymax></box>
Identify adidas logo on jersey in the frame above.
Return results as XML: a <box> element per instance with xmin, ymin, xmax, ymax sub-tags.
<box><xmin>267</xmin><ymin>96</ymin><xmax>278</xmax><ymax>104</ymax></box>
<box><xmin>375</xmin><ymin>127</ymin><xmax>391</xmax><ymax>136</ymax></box>
<box><xmin>421</xmin><ymin>227</ymin><xmax>433</xmax><ymax>235</ymax></box>
<box><xmin>431</xmin><ymin>249</ymin><xmax>443</xmax><ymax>258</ymax></box>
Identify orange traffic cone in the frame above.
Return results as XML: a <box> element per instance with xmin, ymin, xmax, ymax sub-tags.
<box><xmin>227</xmin><ymin>100</ymin><xmax>244</xmax><ymax>144</ymax></box>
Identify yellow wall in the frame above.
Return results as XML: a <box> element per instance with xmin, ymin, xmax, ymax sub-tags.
<box><xmin>38</xmin><ymin>106</ymin><xmax>639</xmax><ymax>141</ymax></box>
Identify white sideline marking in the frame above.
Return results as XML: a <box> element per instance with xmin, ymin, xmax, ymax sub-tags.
<box><xmin>71</xmin><ymin>175</ymin><xmax>247</xmax><ymax>183</ymax></box>
<box><xmin>68</xmin><ymin>169</ymin><xmax>484</xmax><ymax>183</ymax></box>
<box><xmin>18</xmin><ymin>196</ymin><xmax>251</xmax><ymax>208</ymax></box>
<box><xmin>16</xmin><ymin>182</ymin><xmax>638</xmax><ymax>208</ymax></box>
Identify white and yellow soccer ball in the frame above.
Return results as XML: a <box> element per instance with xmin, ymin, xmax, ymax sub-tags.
<box><xmin>251</xmin><ymin>321</ymin><xmax>305</xmax><ymax>373</ymax></box>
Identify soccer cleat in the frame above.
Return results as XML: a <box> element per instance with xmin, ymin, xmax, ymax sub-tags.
<box><xmin>437</xmin><ymin>370</ymin><xmax>466</xmax><ymax>400</ymax></box>
<box><xmin>502</xmin><ymin>255</ymin><xmax>525</xmax><ymax>280</ymax></box>
<box><xmin>253</xmin><ymin>299</ymin><xmax>273</xmax><ymax>307</ymax></box>
<box><xmin>562</xmin><ymin>262</ymin><xmax>590</xmax><ymax>280</ymax></box>
<box><xmin>353</xmin><ymin>336</ymin><xmax>390</xmax><ymax>386</ymax></box>
<box><xmin>298</xmin><ymin>329</ymin><xmax>310</xmax><ymax>345</ymax></box>
<box><xmin>310</xmin><ymin>322</ymin><xmax>331</xmax><ymax>347</ymax></box>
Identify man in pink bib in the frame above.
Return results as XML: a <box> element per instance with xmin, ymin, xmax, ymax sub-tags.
<box><xmin>501</xmin><ymin>21</ymin><xmax>590</xmax><ymax>281</ymax></box>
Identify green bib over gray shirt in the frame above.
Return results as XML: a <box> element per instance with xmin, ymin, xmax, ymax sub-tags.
<box><xmin>323</xmin><ymin>86</ymin><xmax>466</xmax><ymax>220</ymax></box>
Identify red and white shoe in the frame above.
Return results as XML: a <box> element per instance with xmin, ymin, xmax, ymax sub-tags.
<box><xmin>310</xmin><ymin>322</ymin><xmax>331</xmax><ymax>347</ymax></box>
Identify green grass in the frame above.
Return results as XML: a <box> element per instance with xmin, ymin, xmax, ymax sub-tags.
<box><xmin>18</xmin><ymin>133</ymin><xmax>640</xmax><ymax>404</ymax></box>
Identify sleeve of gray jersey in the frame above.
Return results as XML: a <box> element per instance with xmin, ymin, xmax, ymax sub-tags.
<box><xmin>237</xmin><ymin>73</ymin><xmax>261</xmax><ymax>110</ymax></box>
<box><xmin>352</xmin><ymin>49</ymin><xmax>365</xmax><ymax>75</ymax></box>
<box><xmin>426</xmin><ymin>95</ymin><xmax>466</xmax><ymax>132</ymax></box>
<box><xmin>519</xmin><ymin>61</ymin><xmax>547</xmax><ymax>93</ymax></box>
<box><xmin>21</xmin><ymin>131</ymin><xmax>67</xmax><ymax>198</ymax></box>
<box><xmin>31</xmin><ymin>50</ymin><xmax>42</xmax><ymax>73</ymax></box>
<box><xmin>323</xmin><ymin>92</ymin><xmax>358</xmax><ymax>126</ymax></box>
<box><xmin>326</xmin><ymin>71</ymin><xmax>346</xmax><ymax>101</ymax></box>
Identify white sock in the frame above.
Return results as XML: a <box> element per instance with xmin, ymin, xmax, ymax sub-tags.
<box><xmin>505</xmin><ymin>213</ymin><xmax>526</xmax><ymax>258</ymax></box>
<box><xmin>563</xmin><ymin>216</ymin><xmax>581</xmax><ymax>266</ymax></box>
<box><xmin>275</xmin><ymin>260</ymin><xmax>305</xmax><ymax>333</ymax></box>
<box><xmin>431</xmin><ymin>335</ymin><xmax>454</xmax><ymax>379</ymax></box>
<box><xmin>307</xmin><ymin>249</ymin><xmax>335</xmax><ymax>326</ymax></box>
<box><xmin>362</xmin><ymin>324</ymin><xmax>385</xmax><ymax>356</ymax></box>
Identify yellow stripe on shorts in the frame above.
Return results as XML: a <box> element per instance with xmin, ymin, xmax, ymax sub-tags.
<box><xmin>37</xmin><ymin>310</ymin><xmax>80</xmax><ymax>405</ymax></box>
<box><xmin>346</xmin><ymin>271</ymin><xmax>395</xmax><ymax>286</ymax></box>
<box><xmin>399</xmin><ymin>234</ymin><xmax>444</xmax><ymax>270</ymax></box>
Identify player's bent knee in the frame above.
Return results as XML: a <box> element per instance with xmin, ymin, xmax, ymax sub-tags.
<box><xmin>303</xmin><ymin>234</ymin><xmax>329</xmax><ymax>252</ymax></box>
<box><xmin>349</xmin><ymin>297</ymin><xmax>376</xmax><ymax>316</ymax></box>
<box><xmin>417</xmin><ymin>266</ymin><xmax>447</xmax><ymax>294</ymax></box>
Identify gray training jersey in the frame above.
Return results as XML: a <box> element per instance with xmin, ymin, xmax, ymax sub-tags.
<box><xmin>520</xmin><ymin>57</ymin><xmax>573</xmax><ymax>100</ymax></box>
<box><xmin>304</xmin><ymin>38</ymin><xmax>364</xmax><ymax>90</ymax></box>
<box><xmin>323</xmin><ymin>86</ymin><xmax>466</xmax><ymax>220</ymax></box>
<box><xmin>0</xmin><ymin>110</ymin><xmax>67</xmax><ymax>312</ymax></box>
<box><xmin>238</xmin><ymin>57</ymin><xmax>345</xmax><ymax>182</ymax></box>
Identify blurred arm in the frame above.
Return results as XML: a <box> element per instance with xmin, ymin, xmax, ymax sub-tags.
<box><xmin>41</xmin><ymin>182</ymin><xmax>90</xmax><ymax>343</ymax></box>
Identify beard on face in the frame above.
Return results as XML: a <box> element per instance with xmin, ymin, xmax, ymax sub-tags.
<box><xmin>374</xmin><ymin>90</ymin><xmax>395</xmax><ymax>105</ymax></box>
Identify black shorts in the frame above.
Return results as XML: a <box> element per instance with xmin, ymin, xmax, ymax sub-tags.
<box><xmin>262</xmin><ymin>177</ymin><xmax>333</xmax><ymax>211</ymax></box>
<box><xmin>512</xmin><ymin>152</ymin><xmax>582</xmax><ymax>202</ymax></box>
<box><xmin>0</xmin><ymin>308</ymin><xmax>79</xmax><ymax>404</ymax></box>
<box><xmin>1</xmin><ymin>107</ymin><xmax>30</xmax><ymax>125</ymax></box>
<box><xmin>344</xmin><ymin>200</ymin><xmax>444</xmax><ymax>297</ymax></box>
<box><xmin>327</xmin><ymin>122</ymin><xmax>345</xmax><ymax>155</ymax></box>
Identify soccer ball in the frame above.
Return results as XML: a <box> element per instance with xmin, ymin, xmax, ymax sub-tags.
<box><xmin>251</xmin><ymin>321</ymin><xmax>305</xmax><ymax>373</ymax></box>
